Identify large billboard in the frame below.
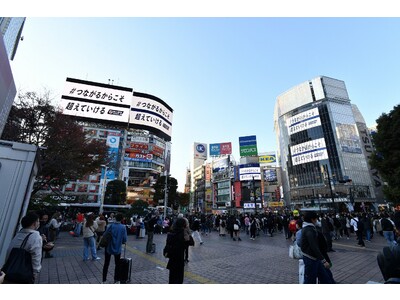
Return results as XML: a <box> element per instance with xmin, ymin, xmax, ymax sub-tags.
<box><xmin>286</xmin><ymin>107</ymin><xmax>321</xmax><ymax>136</ymax></box>
<box><xmin>239</xmin><ymin>135</ymin><xmax>258</xmax><ymax>157</ymax></box>
<box><xmin>239</xmin><ymin>163</ymin><xmax>261</xmax><ymax>181</ymax></box>
<box><xmin>210</xmin><ymin>142</ymin><xmax>232</xmax><ymax>156</ymax></box>
<box><xmin>336</xmin><ymin>123</ymin><xmax>362</xmax><ymax>154</ymax></box>
<box><xmin>194</xmin><ymin>142</ymin><xmax>207</xmax><ymax>160</ymax></box>
<box><xmin>259</xmin><ymin>153</ymin><xmax>277</xmax><ymax>166</ymax></box>
<box><xmin>130</xmin><ymin>92</ymin><xmax>173</xmax><ymax>142</ymax></box>
<box><xmin>60</xmin><ymin>78</ymin><xmax>132</xmax><ymax>124</ymax></box>
<box><xmin>290</xmin><ymin>138</ymin><xmax>329</xmax><ymax>166</ymax></box>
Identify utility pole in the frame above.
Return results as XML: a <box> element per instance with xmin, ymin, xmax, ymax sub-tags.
<box><xmin>252</xmin><ymin>176</ymin><xmax>257</xmax><ymax>215</ymax></box>
<box><xmin>163</xmin><ymin>172</ymin><xmax>168</xmax><ymax>221</ymax></box>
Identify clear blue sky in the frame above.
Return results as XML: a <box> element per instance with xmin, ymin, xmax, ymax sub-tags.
<box><xmin>8</xmin><ymin>16</ymin><xmax>400</xmax><ymax>192</ymax></box>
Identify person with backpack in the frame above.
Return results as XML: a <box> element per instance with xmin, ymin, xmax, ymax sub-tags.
<box><xmin>350</xmin><ymin>213</ymin><xmax>365</xmax><ymax>247</ymax></box>
<box><xmin>4</xmin><ymin>212</ymin><xmax>43</xmax><ymax>283</ymax></box>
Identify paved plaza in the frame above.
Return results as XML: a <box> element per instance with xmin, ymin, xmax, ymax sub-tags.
<box><xmin>37</xmin><ymin>229</ymin><xmax>388</xmax><ymax>284</ymax></box>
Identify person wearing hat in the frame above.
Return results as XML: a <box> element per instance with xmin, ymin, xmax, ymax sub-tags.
<box><xmin>300</xmin><ymin>211</ymin><xmax>335</xmax><ymax>284</ymax></box>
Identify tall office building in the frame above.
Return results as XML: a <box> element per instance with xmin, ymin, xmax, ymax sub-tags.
<box><xmin>0</xmin><ymin>17</ymin><xmax>25</xmax><ymax>60</ymax></box>
<box><xmin>274</xmin><ymin>76</ymin><xmax>376</xmax><ymax>212</ymax></box>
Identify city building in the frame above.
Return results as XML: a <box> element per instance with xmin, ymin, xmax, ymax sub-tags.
<box><xmin>37</xmin><ymin>77</ymin><xmax>174</xmax><ymax>211</ymax></box>
<box><xmin>274</xmin><ymin>76</ymin><xmax>376</xmax><ymax>212</ymax></box>
<box><xmin>0</xmin><ymin>17</ymin><xmax>25</xmax><ymax>136</ymax></box>
<box><xmin>0</xmin><ymin>17</ymin><xmax>25</xmax><ymax>60</ymax></box>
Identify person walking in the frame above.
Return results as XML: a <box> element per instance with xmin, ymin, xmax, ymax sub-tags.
<box><xmin>320</xmin><ymin>214</ymin><xmax>334</xmax><ymax>252</ymax></box>
<box><xmin>250</xmin><ymin>216</ymin><xmax>257</xmax><ymax>240</ymax></box>
<box><xmin>191</xmin><ymin>217</ymin><xmax>203</xmax><ymax>245</ymax></box>
<box><xmin>146</xmin><ymin>213</ymin><xmax>158</xmax><ymax>253</ymax></box>
<box><xmin>232</xmin><ymin>217</ymin><xmax>242</xmax><ymax>241</ymax></box>
<box><xmin>300</xmin><ymin>211</ymin><xmax>335</xmax><ymax>284</ymax></box>
<box><xmin>165</xmin><ymin>218</ymin><xmax>187</xmax><ymax>284</ymax></box>
<box><xmin>4</xmin><ymin>212</ymin><xmax>43</xmax><ymax>283</ymax></box>
<box><xmin>102</xmin><ymin>213</ymin><xmax>128</xmax><ymax>284</ymax></box>
<box><xmin>82</xmin><ymin>213</ymin><xmax>101</xmax><ymax>261</ymax></box>
<box><xmin>37</xmin><ymin>211</ymin><xmax>54</xmax><ymax>258</ymax></box>
<box><xmin>350</xmin><ymin>213</ymin><xmax>365</xmax><ymax>247</ymax></box>
<box><xmin>380</xmin><ymin>213</ymin><xmax>397</xmax><ymax>246</ymax></box>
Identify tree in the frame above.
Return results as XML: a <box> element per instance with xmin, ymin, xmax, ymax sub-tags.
<box><xmin>127</xmin><ymin>200</ymin><xmax>149</xmax><ymax>217</ymax></box>
<box><xmin>369</xmin><ymin>104</ymin><xmax>400</xmax><ymax>206</ymax></box>
<box><xmin>176</xmin><ymin>192</ymin><xmax>190</xmax><ymax>209</ymax></box>
<box><xmin>1</xmin><ymin>90</ymin><xmax>109</xmax><ymax>195</ymax></box>
<box><xmin>153</xmin><ymin>175</ymin><xmax>178</xmax><ymax>208</ymax></box>
<box><xmin>104</xmin><ymin>179</ymin><xmax>127</xmax><ymax>205</ymax></box>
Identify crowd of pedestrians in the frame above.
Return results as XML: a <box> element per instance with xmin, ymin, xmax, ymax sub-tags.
<box><xmin>1</xmin><ymin>207</ymin><xmax>399</xmax><ymax>285</ymax></box>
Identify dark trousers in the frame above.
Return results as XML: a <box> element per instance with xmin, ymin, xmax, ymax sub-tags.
<box><xmin>146</xmin><ymin>231</ymin><xmax>154</xmax><ymax>253</ymax></box>
<box><xmin>323</xmin><ymin>232</ymin><xmax>333</xmax><ymax>251</ymax></box>
<box><xmin>169</xmin><ymin>267</ymin><xmax>184</xmax><ymax>284</ymax></box>
<box><xmin>103</xmin><ymin>251</ymin><xmax>121</xmax><ymax>282</ymax></box>
<box><xmin>303</xmin><ymin>256</ymin><xmax>335</xmax><ymax>284</ymax></box>
<box><xmin>356</xmin><ymin>230</ymin><xmax>365</xmax><ymax>246</ymax></box>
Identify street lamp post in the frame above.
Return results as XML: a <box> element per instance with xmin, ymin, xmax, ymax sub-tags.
<box><xmin>252</xmin><ymin>176</ymin><xmax>257</xmax><ymax>215</ymax></box>
<box><xmin>99</xmin><ymin>165</ymin><xmax>108</xmax><ymax>214</ymax></box>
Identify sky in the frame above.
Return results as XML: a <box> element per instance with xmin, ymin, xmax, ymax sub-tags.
<box><xmin>7</xmin><ymin>16</ymin><xmax>400</xmax><ymax>192</ymax></box>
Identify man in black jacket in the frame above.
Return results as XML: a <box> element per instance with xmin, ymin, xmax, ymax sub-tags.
<box><xmin>301</xmin><ymin>211</ymin><xmax>335</xmax><ymax>284</ymax></box>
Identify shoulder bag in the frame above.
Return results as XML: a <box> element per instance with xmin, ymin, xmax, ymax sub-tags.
<box><xmin>99</xmin><ymin>227</ymin><xmax>112</xmax><ymax>248</ymax></box>
<box><xmin>2</xmin><ymin>232</ymin><xmax>35</xmax><ymax>283</ymax></box>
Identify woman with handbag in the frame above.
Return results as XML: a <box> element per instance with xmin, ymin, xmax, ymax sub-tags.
<box><xmin>82</xmin><ymin>213</ymin><xmax>101</xmax><ymax>261</ymax></box>
<box><xmin>3</xmin><ymin>212</ymin><xmax>43</xmax><ymax>284</ymax></box>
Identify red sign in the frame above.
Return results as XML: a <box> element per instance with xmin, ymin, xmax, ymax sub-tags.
<box><xmin>129</xmin><ymin>152</ymin><xmax>153</xmax><ymax>160</ymax></box>
<box><xmin>220</xmin><ymin>142</ymin><xmax>232</xmax><ymax>155</ymax></box>
<box><xmin>130</xmin><ymin>143</ymin><xmax>148</xmax><ymax>151</ymax></box>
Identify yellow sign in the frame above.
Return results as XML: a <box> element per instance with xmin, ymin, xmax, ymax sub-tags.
<box><xmin>269</xmin><ymin>201</ymin><xmax>284</xmax><ymax>207</ymax></box>
<box><xmin>259</xmin><ymin>155</ymin><xmax>276</xmax><ymax>164</ymax></box>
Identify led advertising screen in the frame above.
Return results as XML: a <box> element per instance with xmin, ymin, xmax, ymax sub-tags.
<box><xmin>336</xmin><ymin>123</ymin><xmax>362</xmax><ymax>154</ymax></box>
<box><xmin>130</xmin><ymin>92</ymin><xmax>173</xmax><ymax>142</ymax></box>
<box><xmin>60</xmin><ymin>78</ymin><xmax>132</xmax><ymax>124</ymax></box>
<box><xmin>286</xmin><ymin>107</ymin><xmax>321</xmax><ymax>136</ymax></box>
<box><xmin>290</xmin><ymin>138</ymin><xmax>329</xmax><ymax>166</ymax></box>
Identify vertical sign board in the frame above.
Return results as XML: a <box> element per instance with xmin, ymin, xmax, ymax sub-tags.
<box><xmin>130</xmin><ymin>92</ymin><xmax>173</xmax><ymax>142</ymax></box>
<box><xmin>60</xmin><ymin>78</ymin><xmax>132</xmax><ymax>124</ymax></box>
<box><xmin>239</xmin><ymin>135</ymin><xmax>258</xmax><ymax>157</ymax></box>
<box><xmin>194</xmin><ymin>143</ymin><xmax>207</xmax><ymax>160</ymax></box>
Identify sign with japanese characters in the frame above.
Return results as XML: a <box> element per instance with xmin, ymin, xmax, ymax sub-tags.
<box><xmin>130</xmin><ymin>93</ymin><xmax>173</xmax><ymax>141</ymax></box>
<box><xmin>239</xmin><ymin>135</ymin><xmax>258</xmax><ymax>157</ymax></box>
<box><xmin>286</xmin><ymin>107</ymin><xmax>321</xmax><ymax>136</ymax></box>
<box><xmin>290</xmin><ymin>138</ymin><xmax>329</xmax><ymax>166</ymax></box>
<box><xmin>60</xmin><ymin>78</ymin><xmax>132</xmax><ymax>123</ymax></box>
<box><xmin>210</xmin><ymin>142</ymin><xmax>232</xmax><ymax>156</ymax></box>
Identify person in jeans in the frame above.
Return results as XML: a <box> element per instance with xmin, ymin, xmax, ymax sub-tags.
<box><xmin>82</xmin><ymin>213</ymin><xmax>100</xmax><ymax>261</ymax></box>
<box><xmin>300</xmin><ymin>211</ymin><xmax>335</xmax><ymax>284</ymax></box>
<box><xmin>102</xmin><ymin>213</ymin><xmax>127</xmax><ymax>284</ymax></box>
